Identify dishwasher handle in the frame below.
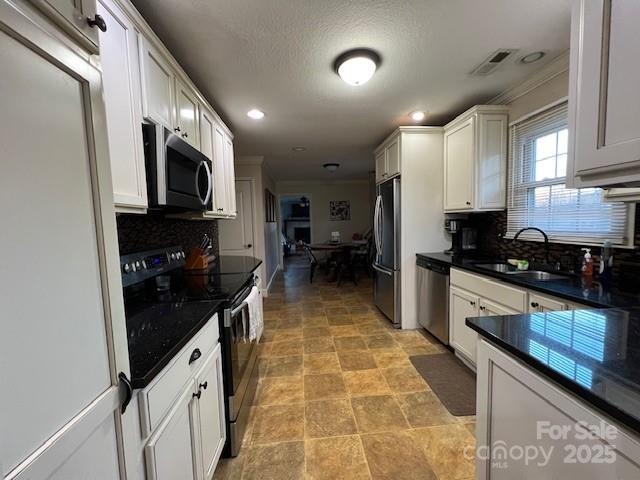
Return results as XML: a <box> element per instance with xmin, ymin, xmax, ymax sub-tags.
<box><xmin>417</xmin><ymin>258</ymin><xmax>450</xmax><ymax>276</ymax></box>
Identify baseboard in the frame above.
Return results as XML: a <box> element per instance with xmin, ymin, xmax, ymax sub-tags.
<box><xmin>263</xmin><ymin>266</ymin><xmax>280</xmax><ymax>297</ymax></box>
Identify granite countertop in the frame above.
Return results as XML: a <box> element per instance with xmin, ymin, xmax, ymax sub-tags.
<box><xmin>416</xmin><ymin>252</ymin><xmax>640</xmax><ymax>309</ymax></box>
<box><xmin>203</xmin><ymin>255</ymin><xmax>263</xmax><ymax>275</ymax></box>
<box><xmin>466</xmin><ymin>308</ymin><xmax>640</xmax><ymax>435</ymax></box>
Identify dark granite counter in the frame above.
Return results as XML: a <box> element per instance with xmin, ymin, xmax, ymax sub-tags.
<box><xmin>204</xmin><ymin>255</ymin><xmax>263</xmax><ymax>275</ymax></box>
<box><xmin>466</xmin><ymin>308</ymin><xmax>640</xmax><ymax>435</ymax></box>
<box><xmin>417</xmin><ymin>252</ymin><xmax>640</xmax><ymax>309</ymax></box>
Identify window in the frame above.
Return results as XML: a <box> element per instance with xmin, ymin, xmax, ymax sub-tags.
<box><xmin>507</xmin><ymin>101</ymin><xmax>633</xmax><ymax>245</ymax></box>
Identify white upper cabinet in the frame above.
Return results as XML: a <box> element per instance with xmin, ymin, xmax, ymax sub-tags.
<box><xmin>31</xmin><ymin>0</ymin><xmax>100</xmax><ymax>51</ymax></box>
<box><xmin>98</xmin><ymin>0</ymin><xmax>147</xmax><ymax>213</ymax></box>
<box><xmin>374</xmin><ymin>136</ymin><xmax>401</xmax><ymax>183</ymax></box>
<box><xmin>443</xmin><ymin>106</ymin><xmax>508</xmax><ymax>212</ymax></box>
<box><xmin>567</xmin><ymin>0</ymin><xmax>640</xmax><ymax>188</ymax></box>
<box><xmin>175</xmin><ymin>78</ymin><xmax>200</xmax><ymax>149</ymax></box>
<box><xmin>139</xmin><ymin>35</ymin><xmax>174</xmax><ymax>129</ymax></box>
<box><xmin>224</xmin><ymin>135</ymin><xmax>237</xmax><ymax>215</ymax></box>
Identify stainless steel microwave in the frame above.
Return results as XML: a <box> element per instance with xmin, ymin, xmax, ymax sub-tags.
<box><xmin>143</xmin><ymin>123</ymin><xmax>212</xmax><ymax>211</ymax></box>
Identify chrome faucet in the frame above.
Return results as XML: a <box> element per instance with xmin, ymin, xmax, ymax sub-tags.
<box><xmin>513</xmin><ymin>227</ymin><xmax>550</xmax><ymax>265</ymax></box>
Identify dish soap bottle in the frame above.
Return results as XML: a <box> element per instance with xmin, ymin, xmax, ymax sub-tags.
<box><xmin>581</xmin><ymin>248</ymin><xmax>594</xmax><ymax>278</ymax></box>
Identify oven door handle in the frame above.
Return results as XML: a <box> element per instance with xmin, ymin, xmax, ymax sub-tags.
<box><xmin>224</xmin><ymin>301</ymin><xmax>249</xmax><ymax>328</ymax></box>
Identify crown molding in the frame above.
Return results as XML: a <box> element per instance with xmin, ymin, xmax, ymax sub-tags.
<box><xmin>489</xmin><ymin>50</ymin><xmax>570</xmax><ymax>106</ymax></box>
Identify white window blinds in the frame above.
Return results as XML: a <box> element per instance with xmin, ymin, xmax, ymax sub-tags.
<box><xmin>506</xmin><ymin>101</ymin><xmax>632</xmax><ymax>245</ymax></box>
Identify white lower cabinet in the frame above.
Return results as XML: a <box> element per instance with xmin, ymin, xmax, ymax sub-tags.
<box><xmin>528</xmin><ymin>292</ymin><xmax>568</xmax><ymax>313</ymax></box>
<box><xmin>476</xmin><ymin>340</ymin><xmax>640</xmax><ymax>479</ymax></box>
<box><xmin>449</xmin><ymin>286</ymin><xmax>480</xmax><ymax>365</ymax></box>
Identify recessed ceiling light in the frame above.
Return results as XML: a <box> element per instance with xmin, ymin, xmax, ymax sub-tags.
<box><xmin>334</xmin><ymin>49</ymin><xmax>380</xmax><ymax>86</ymax></box>
<box><xmin>323</xmin><ymin>163</ymin><xmax>340</xmax><ymax>173</ymax></box>
<box><xmin>520</xmin><ymin>51</ymin><xmax>546</xmax><ymax>64</ymax></box>
<box><xmin>247</xmin><ymin>109</ymin><xmax>265</xmax><ymax>120</ymax></box>
<box><xmin>410</xmin><ymin>111</ymin><xmax>426</xmax><ymax>122</ymax></box>
<box><xmin>292</xmin><ymin>146</ymin><xmax>306</xmax><ymax>152</ymax></box>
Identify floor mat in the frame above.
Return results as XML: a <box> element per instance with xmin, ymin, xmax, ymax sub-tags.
<box><xmin>410</xmin><ymin>353</ymin><xmax>476</xmax><ymax>416</ymax></box>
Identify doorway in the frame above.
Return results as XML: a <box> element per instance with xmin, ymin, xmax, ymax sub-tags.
<box><xmin>218</xmin><ymin>179</ymin><xmax>256</xmax><ymax>258</ymax></box>
<box><xmin>280</xmin><ymin>194</ymin><xmax>311</xmax><ymax>259</ymax></box>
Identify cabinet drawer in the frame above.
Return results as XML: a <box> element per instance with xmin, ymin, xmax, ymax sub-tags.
<box><xmin>450</xmin><ymin>269</ymin><xmax>526</xmax><ymax>312</ymax></box>
<box><xmin>139</xmin><ymin>313</ymin><xmax>219</xmax><ymax>436</ymax></box>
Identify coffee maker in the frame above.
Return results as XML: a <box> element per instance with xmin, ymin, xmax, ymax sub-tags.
<box><xmin>444</xmin><ymin>218</ymin><xmax>477</xmax><ymax>255</ymax></box>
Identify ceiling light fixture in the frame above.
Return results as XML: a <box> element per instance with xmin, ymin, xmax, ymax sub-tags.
<box><xmin>247</xmin><ymin>109</ymin><xmax>265</xmax><ymax>120</ymax></box>
<box><xmin>334</xmin><ymin>49</ymin><xmax>380</xmax><ymax>86</ymax></box>
<box><xmin>292</xmin><ymin>146</ymin><xmax>306</xmax><ymax>152</ymax></box>
<box><xmin>520</xmin><ymin>51</ymin><xmax>546</xmax><ymax>64</ymax></box>
<box><xmin>323</xmin><ymin>163</ymin><xmax>340</xmax><ymax>173</ymax></box>
<box><xmin>410</xmin><ymin>111</ymin><xmax>426</xmax><ymax>122</ymax></box>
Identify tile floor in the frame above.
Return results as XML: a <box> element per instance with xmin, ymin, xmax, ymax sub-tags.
<box><xmin>214</xmin><ymin>255</ymin><xmax>476</xmax><ymax>480</ymax></box>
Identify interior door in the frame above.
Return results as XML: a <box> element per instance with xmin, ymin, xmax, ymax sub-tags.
<box><xmin>218</xmin><ymin>179</ymin><xmax>255</xmax><ymax>257</ymax></box>
<box><xmin>0</xmin><ymin>5</ymin><xmax>127</xmax><ymax>478</ymax></box>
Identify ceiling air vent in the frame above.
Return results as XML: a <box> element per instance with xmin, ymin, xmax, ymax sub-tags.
<box><xmin>470</xmin><ymin>49</ymin><xmax>519</xmax><ymax>76</ymax></box>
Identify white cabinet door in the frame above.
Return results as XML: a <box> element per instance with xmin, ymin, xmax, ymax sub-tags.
<box><xmin>386</xmin><ymin>138</ymin><xmax>400</xmax><ymax>178</ymax></box>
<box><xmin>194</xmin><ymin>345</ymin><xmax>226</xmax><ymax>480</ymax></box>
<box><xmin>139</xmin><ymin>35</ymin><xmax>174</xmax><ymax>129</ymax></box>
<box><xmin>375</xmin><ymin>150</ymin><xmax>386</xmax><ymax>183</ymax></box>
<box><xmin>31</xmin><ymin>0</ymin><xmax>99</xmax><ymax>49</ymax></box>
<box><xmin>213</xmin><ymin>123</ymin><xmax>229</xmax><ymax>215</ymax></box>
<box><xmin>199</xmin><ymin>107</ymin><xmax>219</xmax><ymax>215</ymax></box>
<box><xmin>568</xmin><ymin>0</ymin><xmax>640</xmax><ymax>187</ymax></box>
<box><xmin>479</xmin><ymin>298</ymin><xmax>519</xmax><ymax>317</ymax></box>
<box><xmin>175</xmin><ymin>78</ymin><xmax>200</xmax><ymax>149</ymax></box>
<box><xmin>528</xmin><ymin>293</ymin><xmax>567</xmax><ymax>313</ymax></box>
<box><xmin>477</xmin><ymin>113</ymin><xmax>507</xmax><ymax>210</ymax></box>
<box><xmin>0</xmin><ymin>7</ymin><xmax>126</xmax><ymax>478</ymax></box>
<box><xmin>444</xmin><ymin>118</ymin><xmax>475</xmax><ymax>211</ymax></box>
<box><xmin>224</xmin><ymin>135</ymin><xmax>237</xmax><ymax>216</ymax></box>
<box><xmin>449</xmin><ymin>286</ymin><xmax>479</xmax><ymax>364</ymax></box>
<box><xmin>98</xmin><ymin>0</ymin><xmax>147</xmax><ymax>212</ymax></box>
<box><xmin>145</xmin><ymin>382</ymin><xmax>199</xmax><ymax>480</ymax></box>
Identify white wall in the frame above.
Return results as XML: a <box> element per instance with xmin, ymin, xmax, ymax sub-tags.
<box><xmin>505</xmin><ymin>70</ymin><xmax>568</xmax><ymax>121</ymax></box>
<box><xmin>276</xmin><ymin>180</ymin><xmax>372</xmax><ymax>244</ymax></box>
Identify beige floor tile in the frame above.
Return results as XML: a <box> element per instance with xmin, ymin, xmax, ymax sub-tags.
<box><xmin>303</xmin><ymin>337</ymin><xmax>336</xmax><ymax>354</ymax></box>
<box><xmin>409</xmin><ymin>424</ymin><xmax>476</xmax><ymax>480</ymax></box>
<box><xmin>363</xmin><ymin>333</ymin><xmax>397</xmax><ymax>350</ymax></box>
<box><xmin>395</xmin><ymin>391</ymin><xmax>457</xmax><ymax>427</ymax></box>
<box><xmin>356</xmin><ymin>322</ymin><xmax>387</xmax><ymax>334</ymax></box>
<box><xmin>302</xmin><ymin>315</ymin><xmax>330</xmax><ymax>327</ymax></box>
<box><xmin>325</xmin><ymin>306</ymin><xmax>350</xmax><ymax>316</ymax></box>
<box><xmin>251</xmin><ymin>405</ymin><xmax>304</xmax><ymax>445</ymax></box>
<box><xmin>402</xmin><ymin>343</ymin><xmax>445</xmax><ymax>356</ymax></box>
<box><xmin>338</xmin><ymin>351</ymin><xmax>377</xmax><ymax>371</ymax></box>
<box><xmin>327</xmin><ymin>314</ymin><xmax>355</xmax><ymax>326</ymax></box>
<box><xmin>304</xmin><ymin>399</ymin><xmax>358</xmax><ymax>438</ymax></box>
<box><xmin>334</xmin><ymin>336</ymin><xmax>368</xmax><ymax>351</ymax></box>
<box><xmin>270</xmin><ymin>340</ymin><xmax>304</xmax><ymax>356</ymax></box>
<box><xmin>304</xmin><ymin>373</ymin><xmax>348</xmax><ymax>400</ymax></box>
<box><xmin>350</xmin><ymin>395</ymin><xmax>409</xmax><ymax>433</ymax></box>
<box><xmin>303</xmin><ymin>326</ymin><xmax>332</xmax><ymax>338</ymax></box>
<box><xmin>242</xmin><ymin>441</ymin><xmax>305</xmax><ymax>480</ymax></box>
<box><xmin>371</xmin><ymin>349</ymin><xmax>411</xmax><ymax>369</ymax></box>
<box><xmin>305</xmin><ymin>435</ymin><xmax>371</xmax><ymax>479</ymax></box>
<box><xmin>303</xmin><ymin>352</ymin><xmax>341</xmax><ymax>374</ymax></box>
<box><xmin>329</xmin><ymin>325</ymin><xmax>361</xmax><ymax>337</ymax></box>
<box><xmin>256</xmin><ymin>342</ymin><xmax>272</xmax><ymax>358</ymax></box>
<box><xmin>213</xmin><ymin>449</ymin><xmax>247</xmax><ymax>479</ymax></box>
<box><xmin>272</xmin><ymin>328</ymin><xmax>303</xmax><ymax>343</ymax></box>
<box><xmin>265</xmin><ymin>355</ymin><xmax>303</xmax><ymax>377</ymax></box>
<box><xmin>277</xmin><ymin>317</ymin><xmax>303</xmax><ymax>330</ymax></box>
<box><xmin>463</xmin><ymin>422</ymin><xmax>476</xmax><ymax>436</ymax></box>
<box><xmin>391</xmin><ymin>331</ymin><xmax>430</xmax><ymax>347</ymax></box>
<box><xmin>381</xmin><ymin>366</ymin><xmax>429</xmax><ymax>393</ymax></box>
<box><xmin>260</xmin><ymin>329</ymin><xmax>277</xmax><ymax>343</ymax></box>
<box><xmin>256</xmin><ymin>376</ymin><xmax>304</xmax><ymax>406</ymax></box>
<box><xmin>343</xmin><ymin>369</ymin><xmax>391</xmax><ymax>397</ymax></box>
<box><xmin>360</xmin><ymin>431</ymin><xmax>436</xmax><ymax>480</ymax></box>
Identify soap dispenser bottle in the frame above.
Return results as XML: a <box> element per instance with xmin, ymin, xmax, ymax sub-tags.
<box><xmin>581</xmin><ymin>248</ymin><xmax>593</xmax><ymax>278</ymax></box>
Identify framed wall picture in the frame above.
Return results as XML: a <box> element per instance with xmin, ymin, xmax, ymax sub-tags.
<box><xmin>329</xmin><ymin>200</ymin><xmax>350</xmax><ymax>221</ymax></box>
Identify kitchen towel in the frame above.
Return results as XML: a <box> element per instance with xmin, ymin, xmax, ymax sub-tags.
<box><xmin>246</xmin><ymin>285</ymin><xmax>263</xmax><ymax>342</ymax></box>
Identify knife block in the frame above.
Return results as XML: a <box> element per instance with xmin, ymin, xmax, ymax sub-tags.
<box><xmin>185</xmin><ymin>247</ymin><xmax>208</xmax><ymax>270</ymax></box>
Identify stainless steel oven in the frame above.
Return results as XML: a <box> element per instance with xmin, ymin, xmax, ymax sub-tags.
<box><xmin>143</xmin><ymin>123</ymin><xmax>212</xmax><ymax>211</ymax></box>
<box><xmin>220</xmin><ymin>276</ymin><xmax>259</xmax><ymax>457</ymax></box>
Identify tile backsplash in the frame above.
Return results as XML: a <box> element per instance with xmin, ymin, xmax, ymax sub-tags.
<box><xmin>116</xmin><ymin>213</ymin><xmax>219</xmax><ymax>255</ymax></box>
<box><xmin>468</xmin><ymin>209</ymin><xmax>640</xmax><ymax>277</ymax></box>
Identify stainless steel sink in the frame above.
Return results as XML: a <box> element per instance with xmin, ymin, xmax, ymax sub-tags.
<box><xmin>505</xmin><ymin>270</ymin><xmax>568</xmax><ymax>281</ymax></box>
<box><xmin>473</xmin><ymin>263</ymin><xmax>516</xmax><ymax>273</ymax></box>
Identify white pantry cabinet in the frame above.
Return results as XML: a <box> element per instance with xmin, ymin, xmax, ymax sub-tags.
<box><xmin>0</xmin><ymin>2</ymin><xmax>129</xmax><ymax>478</ymax></box>
<box><xmin>443</xmin><ymin>105</ymin><xmax>508</xmax><ymax>212</ymax></box>
<box><xmin>139</xmin><ymin>34</ymin><xmax>174</xmax><ymax>129</ymax></box>
<box><xmin>374</xmin><ymin>136</ymin><xmax>400</xmax><ymax>184</ymax></box>
<box><xmin>98</xmin><ymin>0</ymin><xmax>147</xmax><ymax>213</ymax></box>
<box><xmin>567</xmin><ymin>0</ymin><xmax>640</xmax><ymax>188</ymax></box>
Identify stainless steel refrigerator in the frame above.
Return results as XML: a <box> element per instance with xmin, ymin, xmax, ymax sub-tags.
<box><xmin>373</xmin><ymin>177</ymin><xmax>401</xmax><ymax>327</ymax></box>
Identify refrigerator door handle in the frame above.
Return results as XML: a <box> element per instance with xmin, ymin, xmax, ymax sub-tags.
<box><xmin>372</xmin><ymin>263</ymin><xmax>392</xmax><ymax>276</ymax></box>
<box><xmin>374</xmin><ymin>195</ymin><xmax>382</xmax><ymax>255</ymax></box>
<box><xmin>378</xmin><ymin>196</ymin><xmax>384</xmax><ymax>256</ymax></box>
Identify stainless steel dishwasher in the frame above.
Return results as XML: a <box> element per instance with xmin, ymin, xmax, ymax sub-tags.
<box><xmin>416</xmin><ymin>256</ymin><xmax>450</xmax><ymax>345</ymax></box>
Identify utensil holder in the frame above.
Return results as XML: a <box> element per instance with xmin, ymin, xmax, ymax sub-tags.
<box><xmin>185</xmin><ymin>247</ymin><xmax>208</xmax><ymax>270</ymax></box>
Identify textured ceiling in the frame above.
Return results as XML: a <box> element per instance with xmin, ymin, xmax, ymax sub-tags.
<box><xmin>131</xmin><ymin>0</ymin><xmax>571</xmax><ymax>180</ymax></box>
